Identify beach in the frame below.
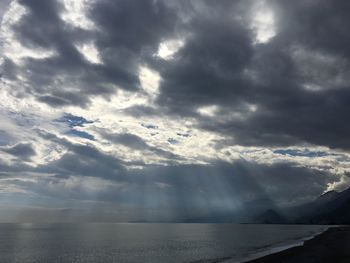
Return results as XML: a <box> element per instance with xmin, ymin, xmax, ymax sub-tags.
<box><xmin>245</xmin><ymin>226</ymin><xmax>350</xmax><ymax>263</ymax></box>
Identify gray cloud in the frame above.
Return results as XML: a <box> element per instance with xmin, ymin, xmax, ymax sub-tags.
<box><xmin>5</xmin><ymin>0</ymin><xmax>178</xmax><ymax>107</ymax></box>
<box><xmin>5</xmin><ymin>0</ymin><xmax>350</xmax><ymax>149</ymax></box>
<box><xmin>101</xmin><ymin>132</ymin><xmax>181</xmax><ymax>160</ymax></box>
<box><xmin>0</xmin><ymin>130</ymin><xmax>14</xmax><ymax>146</ymax></box>
<box><xmin>1</xmin><ymin>142</ymin><xmax>36</xmax><ymax>160</ymax></box>
<box><xmin>9</xmin><ymin>130</ymin><xmax>335</xmax><ymax>207</ymax></box>
<box><xmin>35</xmin><ymin>130</ymin><xmax>127</xmax><ymax>180</ymax></box>
<box><xmin>151</xmin><ymin>0</ymin><xmax>350</xmax><ymax>150</ymax></box>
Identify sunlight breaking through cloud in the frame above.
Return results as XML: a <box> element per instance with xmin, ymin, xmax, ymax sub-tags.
<box><xmin>75</xmin><ymin>42</ymin><xmax>102</xmax><ymax>64</ymax></box>
<box><xmin>60</xmin><ymin>0</ymin><xmax>95</xmax><ymax>29</ymax></box>
<box><xmin>156</xmin><ymin>39</ymin><xmax>184</xmax><ymax>60</ymax></box>
<box><xmin>250</xmin><ymin>0</ymin><xmax>276</xmax><ymax>44</ymax></box>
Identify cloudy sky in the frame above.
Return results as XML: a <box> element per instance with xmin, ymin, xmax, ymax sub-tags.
<box><xmin>1</xmin><ymin>0</ymin><xmax>350</xmax><ymax>222</ymax></box>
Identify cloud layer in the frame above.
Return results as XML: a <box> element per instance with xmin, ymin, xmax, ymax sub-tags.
<box><xmin>1</xmin><ymin>0</ymin><xmax>350</xmax><ymax>221</ymax></box>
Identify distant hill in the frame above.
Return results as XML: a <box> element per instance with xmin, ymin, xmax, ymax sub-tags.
<box><xmin>292</xmin><ymin>187</ymin><xmax>350</xmax><ymax>224</ymax></box>
<box><xmin>249</xmin><ymin>187</ymin><xmax>350</xmax><ymax>225</ymax></box>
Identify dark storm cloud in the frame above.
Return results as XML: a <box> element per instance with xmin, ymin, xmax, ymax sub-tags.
<box><xmin>155</xmin><ymin>7</ymin><xmax>254</xmax><ymax>114</ymax></box>
<box><xmin>10</xmin><ymin>0</ymin><xmax>95</xmax><ymax>106</ymax></box>
<box><xmin>152</xmin><ymin>0</ymin><xmax>350</xmax><ymax>150</ymax></box>
<box><xmin>6</xmin><ymin>0</ymin><xmax>350</xmax><ymax>148</ymax></box>
<box><xmin>1</xmin><ymin>142</ymin><xmax>36</xmax><ymax>160</ymax></box>
<box><xmin>90</xmin><ymin>0</ymin><xmax>177</xmax><ymax>52</ymax></box>
<box><xmin>273</xmin><ymin>0</ymin><xmax>350</xmax><ymax>57</ymax></box>
<box><xmin>35</xmin><ymin>130</ymin><xmax>127</xmax><ymax>180</ymax></box>
<box><xmin>6</xmin><ymin>0</ymin><xmax>178</xmax><ymax>107</ymax></box>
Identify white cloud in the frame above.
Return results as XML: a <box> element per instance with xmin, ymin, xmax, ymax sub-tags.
<box><xmin>250</xmin><ymin>0</ymin><xmax>276</xmax><ymax>44</ymax></box>
<box><xmin>60</xmin><ymin>0</ymin><xmax>95</xmax><ymax>29</ymax></box>
<box><xmin>197</xmin><ymin>105</ymin><xmax>219</xmax><ymax>117</ymax></box>
<box><xmin>139</xmin><ymin>65</ymin><xmax>161</xmax><ymax>100</ymax></box>
<box><xmin>75</xmin><ymin>42</ymin><xmax>102</xmax><ymax>64</ymax></box>
<box><xmin>156</xmin><ymin>39</ymin><xmax>184</xmax><ymax>60</ymax></box>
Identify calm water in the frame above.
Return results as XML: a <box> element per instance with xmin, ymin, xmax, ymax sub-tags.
<box><xmin>0</xmin><ymin>223</ymin><xmax>326</xmax><ymax>263</ymax></box>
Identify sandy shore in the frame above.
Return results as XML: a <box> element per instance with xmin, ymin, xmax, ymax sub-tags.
<box><xmin>244</xmin><ymin>226</ymin><xmax>350</xmax><ymax>263</ymax></box>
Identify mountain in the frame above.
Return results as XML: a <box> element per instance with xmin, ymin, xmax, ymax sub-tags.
<box><xmin>293</xmin><ymin>187</ymin><xmax>350</xmax><ymax>224</ymax></box>
<box><xmin>319</xmin><ymin>190</ymin><xmax>339</xmax><ymax>201</ymax></box>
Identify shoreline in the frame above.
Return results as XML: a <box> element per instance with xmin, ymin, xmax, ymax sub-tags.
<box><xmin>237</xmin><ymin>226</ymin><xmax>329</xmax><ymax>263</ymax></box>
<box><xmin>242</xmin><ymin>226</ymin><xmax>349</xmax><ymax>263</ymax></box>
<box><xmin>192</xmin><ymin>225</ymin><xmax>330</xmax><ymax>263</ymax></box>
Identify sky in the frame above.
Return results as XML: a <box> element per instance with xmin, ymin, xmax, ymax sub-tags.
<box><xmin>0</xmin><ymin>0</ymin><xmax>350</xmax><ymax>222</ymax></box>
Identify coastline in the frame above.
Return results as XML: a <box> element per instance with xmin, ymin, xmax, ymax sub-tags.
<box><xmin>236</xmin><ymin>226</ymin><xmax>329</xmax><ymax>263</ymax></box>
<box><xmin>242</xmin><ymin>226</ymin><xmax>349</xmax><ymax>263</ymax></box>
<box><xmin>192</xmin><ymin>225</ymin><xmax>329</xmax><ymax>263</ymax></box>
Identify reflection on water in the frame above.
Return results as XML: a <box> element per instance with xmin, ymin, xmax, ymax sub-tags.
<box><xmin>0</xmin><ymin>223</ymin><xmax>326</xmax><ymax>263</ymax></box>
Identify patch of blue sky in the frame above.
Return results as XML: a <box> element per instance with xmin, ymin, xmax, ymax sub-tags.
<box><xmin>56</xmin><ymin>113</ymin><xmax>93</xmax><ymax>128</ymax></box>
<box><xmin>141</xmin><ymin>123</ymin><xmax>158</xmax><ymax>129</ymax></box>
<box><xmin>66</xmin><ymin>129</ymin><xmax>95</xmax><ymax>141</ymax></box>
<box><xmin>176</xmin><ymin>132</ymin><xmax>191</xmax><ymax>138</ymax></box>
<box><xmin>167</xmin><ymin>138</ymin><xmax>179</xmax><ymax>145</ymax></box>
<box><xmin>273</xmin><ymin>149</ymin><xmax>329</xmax><ymax>158</ymax></box>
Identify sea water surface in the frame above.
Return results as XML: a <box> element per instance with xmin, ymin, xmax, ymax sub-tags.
<box><xmin>0</xmin><ymin>223</ymin><xmax>327</xmax><ymax>263</ymax></box>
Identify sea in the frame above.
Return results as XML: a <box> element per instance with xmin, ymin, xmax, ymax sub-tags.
<box><xmin>0</xmin><ymin>223</ymin><xmax>327</xmax><ymax>263</ymax></box>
